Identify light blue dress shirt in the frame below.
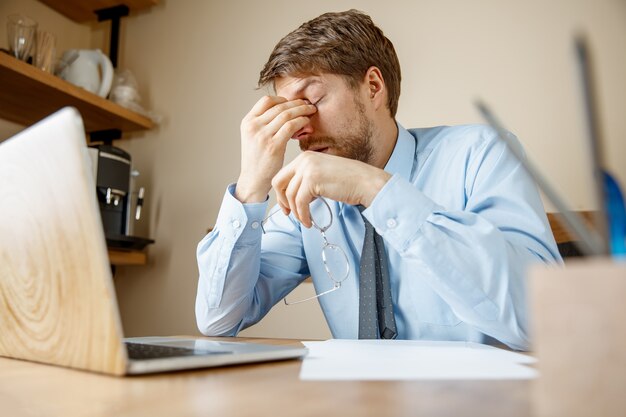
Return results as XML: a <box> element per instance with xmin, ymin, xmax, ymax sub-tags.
<box><xmin>196</xmin><ymin>123</ymin><xmax>562</xmax><ymax>350</ymax></box>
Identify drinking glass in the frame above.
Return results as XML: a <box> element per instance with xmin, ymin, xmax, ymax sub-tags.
<box><xmin>34</xmin><ymin>29</ymin><xmax>56</xmax><ymax>72</ymax></box>
<box><xmin>7</xmin><ymin>14</ymin><xmax>38</xmax><ymax>61</ymax></box>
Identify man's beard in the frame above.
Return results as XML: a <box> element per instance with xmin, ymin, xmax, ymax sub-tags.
<box><xmin>298</xmin><ymin>100</ymin><xmax>375</xmax><ymax>164</ymax></box>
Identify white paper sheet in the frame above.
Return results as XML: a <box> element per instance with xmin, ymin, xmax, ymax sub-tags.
<box><xmin>299</xmin><ymin>339</ymin><xmax>538</xmax><ymax>380</ymax></box>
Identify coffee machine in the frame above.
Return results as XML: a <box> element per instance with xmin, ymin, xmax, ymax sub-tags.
<box><xmin>88</xmin><ymin>145</ymin><xmax>154</xmax><ymax>249</ymax></box>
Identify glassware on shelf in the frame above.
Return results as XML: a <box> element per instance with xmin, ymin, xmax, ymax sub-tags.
<box><xmin>7</xmin><ymin>14</ymin><xmax>38</xmax><ymax>62</ymax></box>
<box><xmin>34</xmin><ymin>29</ymin><xmax>56</xmax><ymax>73</ymax></box>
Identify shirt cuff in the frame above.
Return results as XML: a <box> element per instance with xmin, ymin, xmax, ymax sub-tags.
<box><xmin>214</xmin><ymin>183</ymin><xmax>268</xmax><ymax>245</ymax></box>
<box><xmin>362</xmin><ymin>174</ymin><xmax>440</xmax><ymax>253</ymax></box>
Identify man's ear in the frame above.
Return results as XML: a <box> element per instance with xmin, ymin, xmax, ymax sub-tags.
<box><xmin>364</xmin><ymin>66</ymin><xmax>385</xmax><ymax>110</ymax></box>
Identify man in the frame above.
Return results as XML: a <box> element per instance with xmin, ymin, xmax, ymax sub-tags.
<box><xmin>196</xmin><ymin>10</ymin><xmax>561</xmax><ymax>350</ymax></box>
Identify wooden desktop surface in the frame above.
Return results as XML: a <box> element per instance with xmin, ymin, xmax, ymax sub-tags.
<box><xmin>0</xmin><ymin>336</ymin><xmax>530</xmax><ymax>417</ymax></box>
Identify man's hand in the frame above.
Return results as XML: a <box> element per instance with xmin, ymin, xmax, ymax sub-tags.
<box><xmin>235</xmin><ymin>96</ymin><xmax>317</xmax><ymax>203</ymax></box>
<box><xmin>271</xmin><ymin>151</ymin><xmax>391</xmax><ymax>227</ymax></box>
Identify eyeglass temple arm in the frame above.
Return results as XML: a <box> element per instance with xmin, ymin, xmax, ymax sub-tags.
<box><xmin>283</xmin><ymin>282</ymin><xmax>340</xmax><ymax>305</ymax></box>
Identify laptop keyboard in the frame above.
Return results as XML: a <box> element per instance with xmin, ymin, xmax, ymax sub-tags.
<box><xmin>125</xmin><ymin>342</ymin><xmax>230</xmax><ymax>360</ymax></box>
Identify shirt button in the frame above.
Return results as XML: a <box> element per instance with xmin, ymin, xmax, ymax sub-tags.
<box><xmin>386</xmin><ymin>218</ymin><xmax>397</xmax><ymax>229</ymax></box>
<box><xmin>232</xmin><ymin>220</ymin><xmax>241</xmax><ymax>229</ymax></box>
<box><xmin>251</xmin><ymin>221</ymin><xmax>260</xmax><ymax>230</ymax></box>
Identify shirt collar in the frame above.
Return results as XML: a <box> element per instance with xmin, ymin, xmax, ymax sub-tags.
<box><xmin>383</xmin><ymin>122</ymin><xmax>417</xmax><ymax>181</ymax></box>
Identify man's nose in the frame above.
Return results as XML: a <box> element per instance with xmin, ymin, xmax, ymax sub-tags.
<box><xmin>292</xmin><ymin>124</ymin><xmax>313</xmax><ymax>140</ymax></box>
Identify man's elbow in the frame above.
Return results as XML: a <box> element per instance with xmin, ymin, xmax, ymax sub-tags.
<box><xmin>503</xmin><ymin>334</ymin><xmax>530</xmax><ymax>352</ymax></box>
<box><xmin>498</xmin><ymin>316</ymin><xmax>531</xmax><ymax>352</ymax></box>
<box><xmin>195</xmin><ymin>310</ymin><xmax>240</xmax><ymax>337</ymax></box>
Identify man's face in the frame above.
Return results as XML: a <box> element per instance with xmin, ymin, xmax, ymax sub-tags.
<box><xmin>274</xmin><ymin>73</ymin><xmax>375</xmax><ymax>164</ymax></box>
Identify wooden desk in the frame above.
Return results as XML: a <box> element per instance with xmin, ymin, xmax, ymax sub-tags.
<box><xmin>0</xmin><ymin>337</ymin><xmax>530</xmax><ymax>417</ymax></box>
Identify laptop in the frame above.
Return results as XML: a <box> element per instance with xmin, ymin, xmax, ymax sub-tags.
<box><xmin>0</xmin><ymin>107</ymin><xmax>307</xmax><ymax>375</ymax></box>
<box><xmin>476</xmin><ymin>35</ymin><xmax>625</xmax><ymax>258</ymax></box>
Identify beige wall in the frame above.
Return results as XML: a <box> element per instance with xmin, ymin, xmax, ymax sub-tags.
<box><xmin>1</xmin><ymin>0</ymin><xmax>625</xmax><ymax>340</ymax></box>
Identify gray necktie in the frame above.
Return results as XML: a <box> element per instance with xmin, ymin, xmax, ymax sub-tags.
<box><xmin>357</xmin><ymin>206</ymin><xmax>397</xmax><ymax>339</ymax></box>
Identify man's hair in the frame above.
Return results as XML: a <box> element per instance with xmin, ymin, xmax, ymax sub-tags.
<box><xmin>258</xmin><ymin>9</ymin><xmax>401</xmax><ymax>117</ymax></box>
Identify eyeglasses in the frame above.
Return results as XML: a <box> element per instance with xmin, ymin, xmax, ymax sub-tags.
<box><xmin>261</xmin><ymin>197</ymin><xmax>350</xmax><ymax>305</ymax></box>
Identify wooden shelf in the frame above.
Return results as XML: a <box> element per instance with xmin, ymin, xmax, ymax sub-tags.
<box><xmin>38</xmin><ymin>0</ymin><xmax>158</xmax><ymax>23</ymax></box>
<box><xmin>547</xmin><ymin>211</ymin><xmax>596</xmax><ymax>244</ymax></box>
<box><xmin>108</xmin><ymin>249</ymin><xmax>147</xmax><ymax>266</ymax></box>
<box><xmin>0</xmin><ymin>53</ymin><xmax>153</xmax><ymax>134</ymax></box>
<box><xmin>2</xmin><ymin>3</ymin><xmax>155</xmax><ymax>271</ymax></box>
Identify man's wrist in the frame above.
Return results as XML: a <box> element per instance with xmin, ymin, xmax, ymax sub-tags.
<box><xmin>360</xmin><ymin>169</ymin><xmax>392</xmax><ymax>207</ymax></box>
<box><xmin>234</xmin><ymin>179</ymin><xmax>269</xmax><ymax>203</ymax></box>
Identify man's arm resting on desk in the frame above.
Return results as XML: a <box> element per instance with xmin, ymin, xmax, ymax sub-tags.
<box><xmin>362</xmin><ymin>133</ymin><xmax>561</xmax><ymax>350</ymax></box>
<box><xmin>195</xmin><ymin>184</ymin><xmax>309</xmax><ymax>336</ymax></box>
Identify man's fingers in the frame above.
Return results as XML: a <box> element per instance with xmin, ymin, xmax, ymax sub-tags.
<box><xmin>269</xmin><ymin>116</ymin><xmax>312</xmax><ymax>149</ymax></box>
<box><xmin>278</xmin><ymin>201</ymin><xmax>291</xmax><ymax>217</ymax></box>
<box><xmin>262</xmin><ymin>104</ymin><xmax>315</xmax><ymax>138</ymax></box>
<box><xmin>273</xmin><ymin>176</ymin><xmax>290</xmax><ymax>216</ymax></box>
<box><xmin>257</xmin><ymin>99</ymin><xmax>314</xmax><ymax>125</ymax></box>
<box><xmin>246</xmin><ymin>99</ymin><xmax>315</xmax><ymax>154</ymax></box>
<box><xmin>284</xmin><ymin>174</ymin><xmax>304</xmax><ymax>225</ymax></box>
<box><xmin>272</xmin><ymin>160</ymin><xmax>295</xmax><ymax>210</ymax></box>
<box><xmin>294</xmin><ymin>181</ymin><xmax>315</xmax><ymax>228</ymax></box>
<box><xmin>247</xmin><ymin>95</ymin><xmax>287</xmax><ymax>118</ymax></box>
<box><xmin>273</xmin><ymin>156</ymin><xmax>318</xmax><ymax>228</ymax></box>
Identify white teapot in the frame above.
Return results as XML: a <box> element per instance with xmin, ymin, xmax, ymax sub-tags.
<box><xmin>58</xmin><ymin>49</ymin><xmax>113</xmax><ymax>97</ymax></box>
